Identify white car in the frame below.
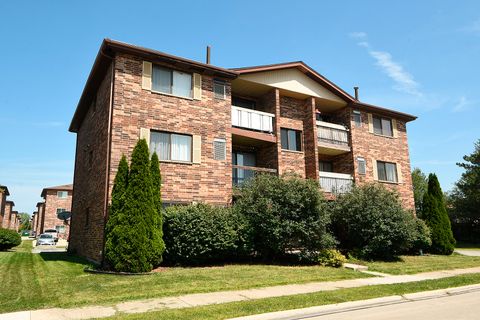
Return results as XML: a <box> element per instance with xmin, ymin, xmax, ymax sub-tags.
<box><xmin>36</xmin><ymin>234</ymin><xmax>56</xmax><ymax>246</ymax></box>
<box><xmin>43</xmin><ymin>229</ymin><xmax>59</xmax><ymax>242</ymax></box>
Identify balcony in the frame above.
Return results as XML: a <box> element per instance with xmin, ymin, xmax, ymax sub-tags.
<box><xmin>317</xmin><ymin>121</ymin><xmax>351</xmax><ymax>155</ymax></box>
<box><xmin>319</xmin><ymin>171</ymin><xmax>353</xmax><ymax>194</ymax></box>
<box><xmin>232</xmin><ymin>106</ymin><xmax>275</xmax><ymax>133</ymax></box>
<box><xmin>232</xmin><ymin>165</ymin><xmax>277</xmax><ymax>186</ymax></box>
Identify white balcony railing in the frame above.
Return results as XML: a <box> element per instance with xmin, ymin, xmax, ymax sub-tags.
<box><xmin>232</xmin><ymin>106</ymin><xmax>274</xmax><ymax>133</ymax></box>
<box><xmin>317</xmin><ymin>121</ymin><xmax>349</xmax><ymax>147</ymax></box>
<box><xmin>319</xmin><ymin>171</ymin><xmax>353</xmax><ymax>194</ymax></box>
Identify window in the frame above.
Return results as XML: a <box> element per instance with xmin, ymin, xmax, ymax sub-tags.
<box><xmin>357</xmin><ymin>157</ymin><xmax>366</xmax><ymax>175</ymax></box>
<box><xmin>232</xmin><ymin>96</ymin><xmax>256</xmax><ymax>110</ymax></box>
<box><xmin>281</xmin><ymin>128</ymin><xmax>302</xmax><ymax>151</ymax></box>
<box><xmin>152</xmin><ymin>66</ymin><xmax>192</xmax><ymax>98</ymax></box>
<box><xmin>377</xmin><ymin>161</ymin><xmax>398</xmax><ymax>182</ymax></box>
<box><xmin>353</xmin><ymin>110</ymin><xmax>362</xmax><ymax>127</ymax></box>
<box><xmin>150</xmin><ymin>131</ymin><xmax>192</xmax><ymax>162</ymax></box>
<box><xmin>56</xmin><ymin>208</ymin><xmax>66</xmax><ymax>214</ymax></box>
<box><xmin>213</xmin><ymin>138</ymin><xmax>226</xmax><ymax>160</ymax></box>
<box><xmin>55</xmin><ymin>225</ymin><xmax>66</xmax><ymax>234</ymax></box>
<box><xmin>57</xmin><ymin>191</ymin><xmax>68</xmax><ymax>199</ymax></box>
<box><xmin>373</xmin><ymin>116</ymin><xmax>393</xmax><ymax>137</ymax></box>
<box><xmin>319</xmin><ymin>161</ymin><xmax>333</xmax><ymax>172</ymax></box>
<box><xmin>213</xmin><ymin>80</ymin><xmax>226</xmax><ymax>99</ymax></box>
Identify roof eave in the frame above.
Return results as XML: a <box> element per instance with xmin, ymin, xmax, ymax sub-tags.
<box><xmin>353</xmin><ymin>101</ymin><xmax>417</xmax><ymax>122</ymax></box>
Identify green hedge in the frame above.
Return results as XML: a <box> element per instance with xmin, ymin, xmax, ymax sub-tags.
<box><xmin>0</xmin><ymin>228</ymin><xmax>21</xmax><ymax>251</ymax></box>
<box><xmin>331</xmin><ymin>184</ymin><xmax>431</xmax><ymax>259</ymax></box>
<box><xmin>163</xmin><ymin>204</ymin><xmax>251</xmax><ymax>265</ymax></box>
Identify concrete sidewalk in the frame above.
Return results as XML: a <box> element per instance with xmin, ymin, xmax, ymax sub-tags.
<box><xmin>1</xmin><ymin>266</ymin><xmax>480</xmax><ymax>320</ymax></box>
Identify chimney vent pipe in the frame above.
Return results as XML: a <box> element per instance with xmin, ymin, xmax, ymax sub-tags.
<box><xmin>206</xmin><ymin>46</ymin><xmax>211</xmax><ymax>64</ymax></box>
<box><xmin>354</xmin><ymin>86</ymin><xmax>359</xmax><ymax>100</ymax></box>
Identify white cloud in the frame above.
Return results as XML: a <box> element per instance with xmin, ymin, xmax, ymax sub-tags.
<box><xmin>452</xmin><ymin>96</ymin><xmax>473</xmax><ymax>113</ymax></box>
<box><xmin>349</xmin><ymin>32</ymin><xmax>422</xmax><ymax>97</ymax></box>
<box><xmin>460</xmin><ymin>18</ymin><xmax>480</xmax><ymax>35</ymax></box>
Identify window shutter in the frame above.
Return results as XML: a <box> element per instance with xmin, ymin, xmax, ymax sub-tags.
<box><xmin>139</xmin><ymin>128</ymin><xmax>151</xmax><ymax>147</ymax></box>
<box><xmin>193</xmin><ymin>73</ymin><xmax>202</xmax><ymax>100</ymax></box>
<box><xmin>192</xmin><ymin>135</ymin><xmax>202</xmax><ymax>163</ymax></box>
<box><xmin>392</xmin><ymin>119</ymin><xmax>398</xmax><ymax>138</ymax></box>
<box><xmin>372</xmin><ymin>158</ymin><xmax>378</xmax><ymax>180</ymax></box>
<box><xmin>213</xmin><ymin>139</ymin><xmax>226</xmax><ymax>160</ymax></box>
<box><xmin>396</xmin><ymin>163</ymin><xmax>403</xmax><ymax>183</ymax></box>
<box><xmin>367</xmin><ymin>113</ymin><xmax>374</xmax><ymax>133</ymax></box>
<box><xmin>142</xmin><ymin>61</ymin><xmax>152</xmax><ymax>90</ymax></box>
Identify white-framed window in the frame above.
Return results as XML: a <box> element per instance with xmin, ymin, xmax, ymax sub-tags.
<box><xmin>213</xmin><ymin>138</ymin><xmax>226</xmax><ymax>160</ymax></box>
<box><xmin>57</xmin><ymin>191</ymin><xmax>68</xmax><ymax>199</ymax></box>
<box><xmin>213</xmin><ymin>80</ymin><xmax>226</xmax><ymax>99</ymax></box>
<box><xmin>55</xmin><ymin>225</ymin><xmax>66</xmax><ymax>234</ymax></box>
<box><xmin>357</xmin><ymin>157</ymin><xmax>366</xmax><ymax>175</ymax></box>
<box><xmin>152</xmin><ymin>66</ymin><xmax>192</xmax><ymax>98</ymax></box>
<box><xmin>377</xmin><ymin>161</ymin><xmax>397</xmax><ymax>182</ymax></box>
<box><xmin>150</xmin><ymin>131</ymin><xmax>192</xmax><ymax>162</ymax></box>
<box><xmin>373</xmin><ymin>116</ymin><xmax>393</xmax><ymax>137</ymax></box>
<box><xmin>353</xmin><ymin>110</ymin><xmax>362</xmax><ymax>127</ymax></box>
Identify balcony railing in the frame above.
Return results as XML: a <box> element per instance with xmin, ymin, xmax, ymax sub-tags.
<box><xmin>232</xmin><ymin>106</ymin><xmax>274</xmax><ymax>133</ymax></box>
<box><xmin>319</xmin><ymin>171</ymin><xmax>353</xmax><ymax>194</ymax></box>
<box><xmin>317</xmin><ymin>121</ymin><xmax>349</xmax><ymax>147</ymax></box>
<box><xmin>232</xmin><ymin>165</ymin><xmax>277</xmax><ymax>185</ymax></box>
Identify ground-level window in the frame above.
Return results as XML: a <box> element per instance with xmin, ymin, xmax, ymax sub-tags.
<box><xmin>373</xmin><ymin>116</ymin><xmax>393</xmax><ymax>137</ymax></box>
<box><xmin>57</xmin><ymin>191</ymin><xmax>68</xmax><ymax>199</ymax></box>
<box><xmin>55</xmin><ymin>225</ymin><xmax>65</xmax><ymax>234</ymax></box>
<box><xmin>319</xmin><ymin>161</ymin><xmax>333</xmax><ymax>172</ymax></box>
<box><xmin>281</xmin><ymin>128</ymin><xmax>302</xmax><ymax>151</ymax></box>
<box><xmin>357</xmin><ymin>157</ymin><xmax>366</xmax><ymax>175</ymax></box>
<box><xmin>150</xmin><ymin>131</ymin><xmax>192</xmax><ymax>162</ymax></box>
<box><xmin>377</xmin><ymin>161</ymin><xmax>397</xmax><ymax>182</ymax></box>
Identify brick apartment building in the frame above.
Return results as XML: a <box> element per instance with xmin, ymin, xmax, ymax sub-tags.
<box><xmin>0</xmin><ymin>185</ymin><xmax>9</xmax><ymax>227</ymax></box>
<box><xmin>68</xmin><ymin>39</ymin><xmax>416</xmax><ymax>263</ymax></box>
<box><xmin>2</xmin><ymin>201</ymin><xmax>14</xmax><ymax>230</ymax></box>
<box><xmin>34</xmin><ymin>184</ymin><xmax>73</xmax><ymax>238</ymax></box>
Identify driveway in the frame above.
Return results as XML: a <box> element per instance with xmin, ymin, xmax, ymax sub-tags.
<box><xmin>455</xmin><ymin>249</ymin><xmax>480</xmax><ymax>256</ymax></box>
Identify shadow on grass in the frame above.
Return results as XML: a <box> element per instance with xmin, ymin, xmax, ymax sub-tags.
<box><xmin>39</xmin><ymin>251</ymin><xmax>92</xmax><ymax>266</ymax></box>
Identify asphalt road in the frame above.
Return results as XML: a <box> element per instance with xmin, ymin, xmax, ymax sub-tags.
<box><xmin>301</xmin><ymin>290</ymin><xmax>480</xmax><ymax>320</ymax></box>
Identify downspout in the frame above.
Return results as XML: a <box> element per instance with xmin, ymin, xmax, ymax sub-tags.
<box><xmin>101</xmin><ymin>51</ymin><xmax>115</xmax><ymax>268</ymax></box>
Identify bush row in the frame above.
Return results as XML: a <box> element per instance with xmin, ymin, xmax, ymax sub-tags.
<box><xmin>162</xmin><ymin>175</ymin><xmax>432</xmax><ymax>266</ymax></box>
<box><xmin>0</xmin><ymin>228</ymin><xmax>21</xmax><ymax>251</ymax></box>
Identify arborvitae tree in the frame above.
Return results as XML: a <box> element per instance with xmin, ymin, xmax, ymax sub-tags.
<box><xmin>104</xmin><ymin>155</ymin><xmax>129</xmax><ymax>269</ymax></box>
<box><xmin>422</xmin><ymin>173</ymin><xmax>455</xmax><ymax>254</ymax></box>
<box><xmin>412</xmin><ymin>168</ymin><xmax>428</xmax><ymax>214</ymax></box>
<box><xmin>149</xmin><ymin>152</ymin><xmax>165</xmax><ymax>267</ymax></box>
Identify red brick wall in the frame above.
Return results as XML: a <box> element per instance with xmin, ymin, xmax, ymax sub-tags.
<box><xmin>43</xmin><ymin>190</ymin><xmax>72</xmax><ymax>238</ymax></box>
<box><xmin>108</xmin><ymin>54</ymin><xmax>233</xmax><ymax>205</ymax></box>
<box><xmin>2</xmin><ymin>202</ymin><xmax>13</xmax><ymax>229</ymax></box>
<box><xmin>0</xmin><ymin>191</ymin><xmax>6</xmax><ymax>227</ymax></box>
<box><xmin>349</xmin><ymin>107</ymin><xmax>415</xmax><ymax>210</ymax></box>
<box><xmin>36</xmin><ymin>203</ymin><xmax>44</xmax><ymax>234</ymax></box>
<box><xmin>69</xmin><ymin>62</ymin><xmax>113</xmax><ymax>263</ymax></box>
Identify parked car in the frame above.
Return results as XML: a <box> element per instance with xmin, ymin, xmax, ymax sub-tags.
<box><xmin>43</xmin><ymin>229</ymin><xmax>59</xmax><ymax>242</ymax></box>
<box><xmin>36</xmin><ymin>234</ymin><xmax>55</xmax><ymax>246</ymax></box>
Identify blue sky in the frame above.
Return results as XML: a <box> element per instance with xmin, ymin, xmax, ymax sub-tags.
<box><xmin>0</xmin><ymin>1</ymin><xmax>479</xmax><ymax>213</ymax></box>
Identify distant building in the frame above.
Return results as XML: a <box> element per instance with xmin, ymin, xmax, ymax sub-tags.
<box><xmin>0</xmin><ymin>185</ymin><xmax>10</xmax><ymax>227</ymax></box>
<box><xmin>36</xmin><ymin>184</ymin><xmax>73</xmax><ymax>238</ymax></box>
<box><xmin>2</xmin><ymin>201</ymin><xmax>14</xmax><ymax>230</ymax></box>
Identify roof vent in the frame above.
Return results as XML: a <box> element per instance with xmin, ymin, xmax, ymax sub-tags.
<box><xmin>206</xmin><ymin>46</ymin><xmax>211</xmax><ymax>64</ymax></box>
<box><xmin>354</xmin><ymin>87</ymin><xmax>359</xmax><ymax>100</ymax></box>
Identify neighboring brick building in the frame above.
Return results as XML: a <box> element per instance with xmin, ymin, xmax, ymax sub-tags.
<box><xmin>31</xmin><ymin>211</ymin><xmax>37</xmax><ymax>235</ymax></box>
<box><xmin>36</xmin><ymin>184</ymin><xmax>73</xmax><ymax>238</ymax></box>
<box><xmin>2</xmin><ymin>201</ymin><xmax>14</xmax><ymax>230</ymax></box>
<box><xmin>68</xmin><ymin>39</ymin><xmax>417</xmax><ymax>263</ymax></box>
<box><xmin>11</xmin><ymin>211</ymin><xmax>19</xmax><ymax>232</ymax></box>
<box><xmin>0</xmin><ymin>185</ymin><xmax>10</xmax><ymax>227</ymax></box>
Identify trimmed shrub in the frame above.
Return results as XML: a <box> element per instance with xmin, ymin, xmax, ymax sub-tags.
<box><xmin>407</xmin><ymin>218</ymin><xmax>432</xmax><ymax>254</ymax></box>
<box><xmin>422</xmin><ymin>174</ymin><xmax>455</xmax><ymax>255</ymax></box>
<box><xmin>0</xmin><ymin>228</ymin><xmax>21</xmax><ymax>251</ymax></box>
<box><xmin>331</xmin><ymin>183</ymin><xmax>426</xmax><ymax>260</ymax></box>
<box><xmin>235</xmin><ymin>174</ymin><xmax>334</xmax><ymax>261</ymax></box>
<box><xmin>163</xmin><ymin>204</ymin><xmax>251</xmax><ymax>265</ymax></box>
<box><xmin>317</xmin><ymin>249</ymin><xmax>346</xmax><ymax>268</ymax></box>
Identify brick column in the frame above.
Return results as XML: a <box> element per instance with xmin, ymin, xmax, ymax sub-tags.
<box><xmin>304</xmin><ymin>97</ymin><xmax>319</xmax><ymax>180</ymax></box>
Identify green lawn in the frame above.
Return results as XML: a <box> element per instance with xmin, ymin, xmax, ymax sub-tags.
<box><xmin>0</xmin><ymin>241</ymin><xmax>367</xmax><ymax>313</ymax></box>
<box><xmin>352</xmin><ymin>253</ymin><xmax>480</xmax><ymax>275</ymax></box>
<box><xmin>107</xmin><ymin>273</ymin><xmax>480</xmax><ymax>320</ymax></box>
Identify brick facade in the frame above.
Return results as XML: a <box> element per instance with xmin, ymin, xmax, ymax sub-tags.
<box><xmin>68</xmin><ymin>40</ymin><xmax>417</xmax><ymax>263</ymax></box>
<box><xmin>35</xmin><ymin>185</ymin><xmax>72</xmax><ymax>237</ymax></box>
<box><xmin>0</xmin><ymin>188</ymin><xmax>7</xmax><ymax>227</ymax></box>
<box><xmin>3</xmin><ymin>201</ymin><xmax>13</xmax><ymax>229</ymax></box>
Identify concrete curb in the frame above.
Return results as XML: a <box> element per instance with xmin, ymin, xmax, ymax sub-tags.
<box><xmin>228</xmin><ymin>284</ymin><xmax>480</xmax><ymax>320</ymax></box>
